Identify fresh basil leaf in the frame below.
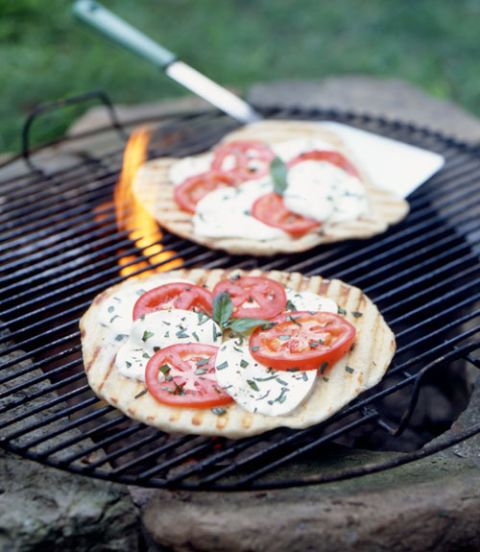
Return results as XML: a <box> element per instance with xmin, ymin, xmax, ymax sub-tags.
<box><xmin>213</xmin><ymin>291</ymin><xmax>234</xmax><ymax>329</ymax></box>
<box><xmin>227</xmin><ymin>318</ymin><xmax>272</xmax><ymax>335</ymax></box>
<box><xmin>270</xmin><ymin>156</ymin><xmax>288</xmax><ymax>196</ymax></box>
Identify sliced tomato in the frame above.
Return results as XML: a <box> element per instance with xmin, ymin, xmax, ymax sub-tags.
<box><xmin>174</xmin><ymin>171</ymin><xmax>235</xmax><ymax>213</ymax></box>
<box><xmin>213</xmin><ymin>276</ymin><xmax>286</xmax><ymax>319</ymax></box>
<box><xmin>145</xmin><ymin>343</ymin><xmax>233</xmax><ymax>408</ymax></box>
<box><xmin>251</xmin><ymin>192</ymin><xmax>320</xmax><ymax>237</ymax></box>
<box><xmin>289</xmin><ymin>150</ymin><xmax>360</xmax><ymax>178</ymax></box>
<box><xmin>212</xmin><ymin>140</ymin><xmax>275</xmax><ymax>182</ymax></box>
<box><xmin>249</xmin><ymin>311</ymin><xmax>356</xmax><ymax>371</ymax></box>
<box><xmin>133</xmin><ymin>283</ymin><xmax>213</xmax><ymax>320</ymax></box>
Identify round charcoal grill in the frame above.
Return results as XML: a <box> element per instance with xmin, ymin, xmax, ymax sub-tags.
<box><xmin>1</xmin><ymin>94</ymin><xmax>480</xmax><ymax>491</ymax></box>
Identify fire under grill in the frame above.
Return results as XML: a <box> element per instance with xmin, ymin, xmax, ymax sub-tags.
<box><xmin>1</xmin><ymin>96</ymin><xmax>480</xmax><ymax>491</ymax></box>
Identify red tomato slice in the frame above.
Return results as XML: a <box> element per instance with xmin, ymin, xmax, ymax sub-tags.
<box><xmin>145</xmin><ymin>343</ymin><xmax>233</xmax><ymax>408</ymax></box>
<box><xmin>289</xmin><ymin>150</ymin><xmax>360</xmax><ymax>178</ymax></box>
<box><xmin>249</xmin><ymin>311</ymin><xmax>356</xmax><ymax>371</ymax></box>
<box><xmin>252</xmin><ymin>192</ymin><xmax>320</xmax><ymax>237</ymax></box>
<box><xmin>133</xmin><ymin>283</ymin><xmax>213</xmax><ymax>320</ymax></box>
<box><xmin>174</xmin><ymin>171</ymin><xmax>235</xmax><ymax>213</ymax></box>
<box><xmin>213</xmin><ymin>276</ymin><xmax>286</xmax><ymax>319</ymax></box>
<box><xmin>212</xmin><ymin>140</ymin><xmax>275</xmax><ymax>182</ymax></box>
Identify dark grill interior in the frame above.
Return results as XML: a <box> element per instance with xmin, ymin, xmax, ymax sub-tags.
<box><xmin>1</xmin><ymin>103</ymin><xmax>480</xmax><ymax>491</ymax></box>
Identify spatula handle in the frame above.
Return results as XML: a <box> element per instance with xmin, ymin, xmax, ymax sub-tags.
<box><xmin>73</xmin><ymin>0</ymin><xmax>176</xmax><ymax>69</ymax></box>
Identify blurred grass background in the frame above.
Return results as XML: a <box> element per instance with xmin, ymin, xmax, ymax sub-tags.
<box><xmin>2</xmin><ymin>0</ymin><xmax>480</xmax><ymax>152</ymax></box>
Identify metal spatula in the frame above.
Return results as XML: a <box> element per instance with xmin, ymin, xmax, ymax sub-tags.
<box><xmin>73</xmin><ymin>0</ymin><xmax>444</xmax><ymax>197</ymax></box>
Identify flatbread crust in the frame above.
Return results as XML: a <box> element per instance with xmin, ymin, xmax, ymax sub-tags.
<box><xmin>80</xmin><ymin>268</ymin><xmax>396</xmax><ymax>439</ymax></box>
<box><xmin>132</xmin><ymin>120</ymin><xmax>409</xmax><ymax>256</ymax></box>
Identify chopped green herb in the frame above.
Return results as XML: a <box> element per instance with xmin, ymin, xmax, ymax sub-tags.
<box><xmin>126</xmin><ymin>361</ymin><xmax>132</xmax><ymax>368</ymax></box>
<box><xmin>287</xmin><ymin>367</ymin><xmax>300</xmax><ymax>372</ymax></box>
<box><xmin>162</xmin><ymin>320</ymin><xmax>171</xmax><ymax>326</ymax></box>
<box><xmin>251</xmin><ymin>345</ymin><xmax>260</xmax><ymax>352</ymax></box>
<box><xmin>216</xmin><ymin>361</ymin><xmax>229</xmax><ymax>371</ymax></box>
<box><xmin>113</xmin><ymin>297</ymin><xmax>121</xmax><ymax>303</ymax></box>
<box><xmin>192</xmin><ymin>331</ymin><xmax>200</xmax><ymax>342</ymax></box>
<box><xmin>240</xmin><ymin>359</ymin><xmax>249</xmax><ymax>368</ymax></box>
<box><xmin>136</xmin><ymin>288</ymin><xmax>147</xmax><ymax>296</ymax></box>
<box><xmin>176</xmin><ymin>329</ymin><xmax>189</xmax><ymax>339</ymax></box>
<box><xmin>276</xmin><ymin>378</ymin><xmax>288</xmax><ymax>386</ymax></box>
<box><xmin>319</xmin><ymin>361</ymin><xmax>329</xmax><ymax>374</ymax></box>
<box><xmin>211</xmin><ymin>407</ymin><xmax>227</xmax><ymax>416</ymax></box>
<box><xmin>345</xmin><ymin>365</ymin><xmax>355</xmax><ymax>374</ymax></box>
<box><xmin>109</xmin><ymin>315</ymin><xmax>120</xmax><ymax>323</ymax></box>
<box><xmin>233</xmin><ymin>346</ymin><xmax>243</xmax><ymax>353</ymax></box>
<box><xmin>134</xmin><ymin>388</ymin><xmax>148</xmax><ymax>399</ymax></box>
<box><xmin>196</xmin><ymin>358</ymin><xmax>209</xmax><ymax>367</ymax></box>
<box><xmin>153</xmin><ymin>346</ymin><xmax>161</xmax><ymax>352</ymax></box>
<box><xmin>254</xmin><ymin>375</ymin><xmax>277</xmax><ymax>382</ymax></box>
<box><xmin>195</xmin><ymin>368</ymin><xmax>208</xmax><ymax>376</ymax></box>
<box><xmin>213</xmin><ymin>291</ymin><xmax>234</xmax><ymax>328</ymax></box>
<box><xmin>310</xmin><ymin>339</ymin><xmax>324</xmax><ymax>348</ymax></box>
<box><xmin>196</xmin><ymin>311</ymin><xmax>210</xmax><ymax>325</ymax></box>
<box><xmin>172</xmin><ymin>382</ymin><xmax>185</xmax><ymax>395</ymax></box>
<box><xmin>164</xmin><ymin>331</ymin><xmax>170</xmax><ymax>338</ymax></box>
<box><xmin>228</xmin><ymin>318</ymin><xmax>272</xmax><ymax>335</ymax></box>
<box><xmin>278</xmin><ymin>334</ymin><xmax>291</xmax><ymax>341</ymax></box>
<box><xmin>115</xmin><ymin>334</ymin><xmax>129</xmax><ymax>342</ymax></box>
<box><xmin>270</xmin><ymin>156</ymin><xmax>289</xmax><ymax>196</ymax></box>
<box><xmin>142</xmin><ymin>352</ymin><xmax>150</xmax><ymax>359</ymax></box>
<box><xmin>159</xmin><ymin>364</ymin><xmax>170</xmax><ymax>376</ymax></box>
<box><xmin>286</xmin><ymin>300</ymin><xmax>297</xmax><ymax>311</ymax></box>
<box><xmin>247</xmin><ymin>380</ymin><xmax>260</xmax><ymax>392</ymax></box>
<box><xmin>287</xmin><ymin>314</ymin><xmax>301</xmax><ymax>326</ymax></box>
<box><xmin>142</xmin><ymin>330</ymin><xmax>154</xmax><ymax>342</ymax></box>
<box><xmin>322</xmin><ymin>376</ymin><xmax>330</xmax><ymax>383</ymax></box>
<box><xmin>107</xmin><ymin>305</ymin><xmax>115</xmax><ymax>313</ymax></box>
<box><xmin>337</xmin><ymin>307</ymin><xmax>347</xmax><ymax>315</ymax></box>
<box><xmin>351</xmin><ymin>311</ymin><xmax>363</xmax><ymax>318</ymax></box>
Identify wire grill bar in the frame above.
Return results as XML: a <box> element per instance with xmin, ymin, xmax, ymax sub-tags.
<box><xmin>0</xmin><ymin>106</ymin><xmax>479</xmax><ymax>490</ymax></box>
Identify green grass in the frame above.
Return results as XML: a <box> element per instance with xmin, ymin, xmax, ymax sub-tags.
<box><xmin>2</xmin><ymin>0</ymin><xmax>480</xmax><ymax>152</ymax></box>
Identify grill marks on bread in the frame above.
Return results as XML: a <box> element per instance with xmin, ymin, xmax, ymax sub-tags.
<box><xmin>80</xmin><ymin>268</ymin><xmax>396</xmax><ymax>438</ymax></box>
<box><xmin>132</xmin><ymin>121</ymin><xmax>409</xmax><ymax>256</ymax></box>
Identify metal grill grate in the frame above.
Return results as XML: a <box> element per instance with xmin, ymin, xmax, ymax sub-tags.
<box><xmin>1</xmin><ymin>102</ymin><xmax>480</xmax><ymax>491</ymax></box>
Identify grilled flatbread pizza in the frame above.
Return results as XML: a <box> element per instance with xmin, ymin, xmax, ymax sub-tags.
<box><xmin>80</xmin><ymin>268</ymin><xmax>396</xmax><ymax>439</ymax></box>
<box><xmin>132</xmin><ymin>120</ymin><xmax>409</xmax><ymax>256</ymax></box>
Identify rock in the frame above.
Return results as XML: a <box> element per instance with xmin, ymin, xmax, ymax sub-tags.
<box><xmin>0</xmin><ymin>449</ymin><xmax>139</xmax><ymax>552</ymax></box>
<box><xmin>248</xmin><ymin>77</ymin><xmax>480</xmax><ymax>143</ymax></box>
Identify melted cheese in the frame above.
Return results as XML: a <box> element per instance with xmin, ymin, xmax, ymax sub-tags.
<box><xmin>115</xmin><ymin>309</ymin><xmax>222</xmax><ymax>382</ymax></box>
<box><xmin>285</xmin><ymin>289</ymin><xmax>338</xmax><ymax>313</ymax></box>
<box><xmin>193</xmin><ymin>179</ymin><xmax>288</xmax><ymax>241</ymax></box>
<box><xmin>284</xmin><ymin>160</ymin><xmax>369</xmax><ymax>223</ymax></box>
<box><xmin>214</xmin><ymin>340</ymin><xmax>316</xmax><ymax>416</ymax></box>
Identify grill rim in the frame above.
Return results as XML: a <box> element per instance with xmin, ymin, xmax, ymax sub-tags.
<box><xmin>1</xmin><ymin>98</ymin><xmax>479</xmax><ymax>491</ymax></box>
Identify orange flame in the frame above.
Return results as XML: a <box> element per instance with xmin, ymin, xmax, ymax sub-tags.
<box><xmin>114</xmin><ymin>127</ymin><xmax>182</xmax><ymax>277</ymax></box>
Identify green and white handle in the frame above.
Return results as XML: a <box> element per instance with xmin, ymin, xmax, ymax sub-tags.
<box><xmin>73</xmin><ymin>0</ymin><xmax>261</xmax><ymax>123</ymax></box>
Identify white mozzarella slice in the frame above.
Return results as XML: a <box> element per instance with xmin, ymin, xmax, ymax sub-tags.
<box><xmin>169</xmin><ymin>153</ymin><xmax>213</xmax><ymax>185</ymax></box>
<box><xmin>284</xmin><ymin>160</ymin><xmax>369</xmax><ymax>223</ymax></box>
<box><xmin>285</xmin><ymin>289</ymin><xmax>338</xmax><ymax>313</ymax></box>
<box><xmin>272</xmin><ymin>138</ymin><xmax>336</xmax><ymax>162</ymax></box>
<box><xmin>193</xmin><ymin>179</ymin><xmax>288</xmax><ymax>241</ymax></box>
<box><xmin>115</xmin><ymin>309</ymin><xmax>222</xmax><ymax>382</ymax></box>
<box><xmin>98</xmin><ymin>277</ymin><xmax>194</xmax><ymax>338</ymax></box>
<box><xmin>214</xmin><ymin>340</ymin><xmax>316</xmax><ymax>416</ymax></box>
